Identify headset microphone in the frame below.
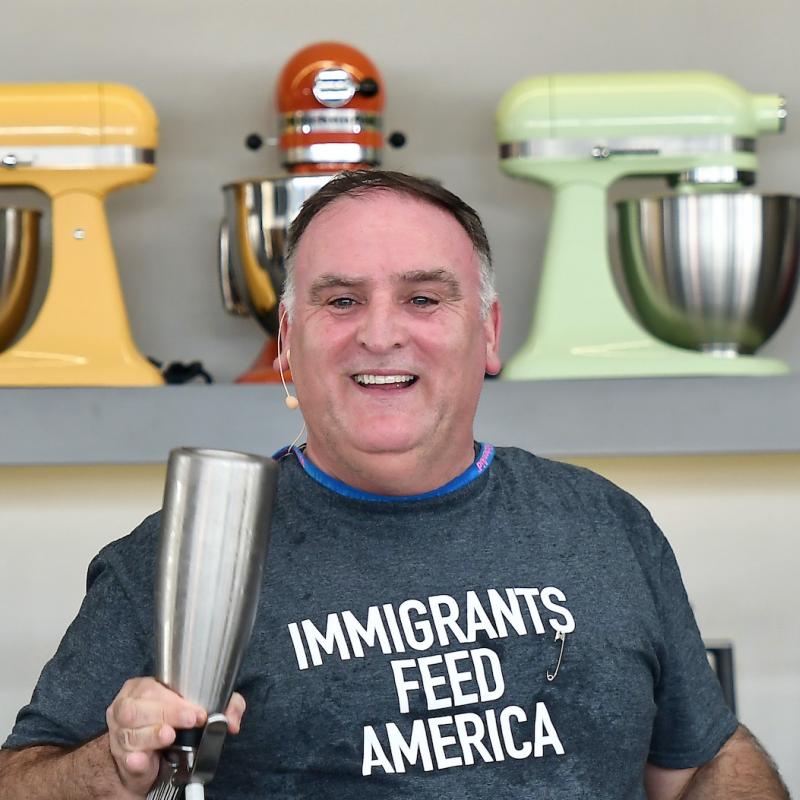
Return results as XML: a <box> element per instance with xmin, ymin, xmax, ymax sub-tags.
<box><xmin>282</xmin><ymin>348</ymin><xmax>299</xmax><ymax>410</ymax></box>
<box><xmin>277</xmin><ymin>310</ymin><xmax>299</xmax><ymax>411</ymax></box>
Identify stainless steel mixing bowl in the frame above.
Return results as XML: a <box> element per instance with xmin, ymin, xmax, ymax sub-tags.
<box><xmin>616</xmin><ymin>192</ymin><xmax>800</xmax><ymax>355</ymax></box>
<box><xmin>0</xmin><ymin>207</ymin><xmax>40</xmax><ymax>350</ymax></box>
<box><xmin>220</xmin><ymin>174</ymin><xmax>336</xmax><ymax>336</ymax></box>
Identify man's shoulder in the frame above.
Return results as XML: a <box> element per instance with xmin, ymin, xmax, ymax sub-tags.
<box><xmin>491</xmin><ymin>445</ymin><xmax>618</xmax><ymax>492</ymax></box>
<box><xmin>490</xmin><ymin>445</ymin><xmax>654</xmax><ymax>528</ymax></box>
<box><xmin>88</xmin><ymin>510</ymin><xmax>162</xmax><ymax>586</ymax></box>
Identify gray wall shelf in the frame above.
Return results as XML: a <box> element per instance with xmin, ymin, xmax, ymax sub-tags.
<box><xmin>1</xmin><ymin>376</ymin><xmax>798</xmax><ymax>466</ymax></box>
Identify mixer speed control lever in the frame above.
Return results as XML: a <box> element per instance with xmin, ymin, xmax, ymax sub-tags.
<box><xmin>1</xmin><ymin>153</ymin><xmax>34</xmax><ymax>169</ymax></box>
<box><xmin>591</xmin><ymin>144</ymin><xmax>660</xmax><ymax>159</ymax></box>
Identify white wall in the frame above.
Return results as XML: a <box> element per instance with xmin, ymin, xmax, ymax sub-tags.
<box><xmin>1</xmin><ymin>457</ymin><xmax>798</xmax><ymax>793</ymax></box>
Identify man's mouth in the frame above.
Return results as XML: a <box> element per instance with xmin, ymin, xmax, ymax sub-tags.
<box><xmin>352</xmin><ymin>373</ymin><xmax>418</xmax><ymax>388</ymax></box>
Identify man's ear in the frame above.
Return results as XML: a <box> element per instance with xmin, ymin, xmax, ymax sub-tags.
<box><xmin>484</xmin><ymin>299</ymin><xmax>503</xmax><ymax>376</ymax></box>
<box><xmin>274</xmin><ymin>302</ymin><xmax>292</xmax><ymax>374</ymax></box>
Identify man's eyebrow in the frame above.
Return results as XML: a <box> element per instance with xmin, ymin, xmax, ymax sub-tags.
<box><xmin>308</xmin><ymin>274</ymin><xmax>368</xmax><ymax>302</ymax></box>
<box><xmin>307</xmin><ymin>268</ymin><xmax>464</xmax><ymax>302</ymax></box>
<box><xmin>397</xmin><ymin>269</ymin><xmax>463</xmax><ymax>298</ymax></box>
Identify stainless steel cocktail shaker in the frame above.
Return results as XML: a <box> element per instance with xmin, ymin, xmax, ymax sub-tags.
<box><xmin>148</xmin><ymin>447</ymin><xmax>279</xmax><ymax>800</ymax></box>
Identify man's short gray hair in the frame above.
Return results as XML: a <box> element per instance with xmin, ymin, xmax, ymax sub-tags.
<box><xmin>280</xmin><ymin>170</ymin><xmax>496</xmax><ymax>320</ymax></box>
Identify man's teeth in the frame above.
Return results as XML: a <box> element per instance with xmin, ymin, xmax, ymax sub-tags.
<box><xmin>354</xmin><ymin>374</ymin><xmax>415</xmax><ymax>385</ymax></box>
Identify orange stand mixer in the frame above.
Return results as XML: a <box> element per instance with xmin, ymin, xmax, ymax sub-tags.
<box><xmin>0</xmin><ymin>83</ymin><xmax>162</xmax><ymax>386</ymax></box>
<box><xmin>220</xmin><ymin>42</ymin><xmax>385</xmax><ymax>383</ymax></box>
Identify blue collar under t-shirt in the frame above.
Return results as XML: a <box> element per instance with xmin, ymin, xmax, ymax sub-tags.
<box><xmin>272</xmin><ymin>443</ymin><xmax>495</xmax><ymax>503</ymax></box>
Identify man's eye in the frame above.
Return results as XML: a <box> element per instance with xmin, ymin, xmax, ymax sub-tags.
<box><xmin>329</xmin><ymin>297</ymin><xmax>357</xmax><ymax>309</ymax></box>
<box><xmin>410</xmin><ymin>296</ymin><xmax>438</xmax><ymax>307</ymax></box>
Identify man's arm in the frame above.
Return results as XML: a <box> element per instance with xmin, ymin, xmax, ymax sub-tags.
<box><xmin>0</xmin><ymin>679</ymin><xmax>245</xmax><ymax>800</ymax></box>
<box><xmin>0</xmin><ymin>736</ymin><xmax>138</xmax><ymax>800</ymax></box>
<box><xmin>644</xmin><ymin>725</ymin><xmax>789</xmax><ymax>800</ymax></box>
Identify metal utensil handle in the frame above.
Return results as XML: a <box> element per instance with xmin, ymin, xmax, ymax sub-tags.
<box><xmin>144</xmin><ymin>710</ymin><xmax>225</xmax><ymax>800</ymax></box>
<box><xmin>189</xmin><ymin>713</ymin><xmax>228</xmax><ymax>784</ymax></box>
<box><xmin>146</xmin><ymin>776</ymin><xmax>183</xmax><ymax>800</ymax></box>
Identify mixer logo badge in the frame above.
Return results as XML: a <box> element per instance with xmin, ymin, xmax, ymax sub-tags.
<box><xmin>287</xmin><ymin>587</ymin><xmax>574</xmax><ymax>775</ymax></box>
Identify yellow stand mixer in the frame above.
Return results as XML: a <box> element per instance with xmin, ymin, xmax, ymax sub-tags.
<box><xmin>0</xmin><ymin>83</ymin><xmax>163</xmax><ymax>385</ymax></box>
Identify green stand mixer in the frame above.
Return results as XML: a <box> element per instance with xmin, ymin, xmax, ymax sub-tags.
<box><xmin>496</xmin><ymin>71</ymin><xmax>800</xmax><ymax>379</ymax></box>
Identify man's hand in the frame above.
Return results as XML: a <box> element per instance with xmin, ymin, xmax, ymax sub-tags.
<box><xmin>644</xmin><ymin>725</ymin><xmax>789</xmax><ymax>800</ymax></box>
<box><xmin>0</xmin><ymin>678</ymin><xmax>246</xmax><ymax>800</ymax></box>
<box><xmin>107</xmin><ymin>677</ymin><xmax>246</xmax><ymax>796</ymax></box>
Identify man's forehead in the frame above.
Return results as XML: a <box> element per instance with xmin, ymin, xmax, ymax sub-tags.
<box><xmin>306</xmin><ymin>189</ymin><xmax>431</xmax><ymax>223</ymax></box>
<box><xmin>298</xmin><ymin>191</ymin><xmax>471</xmax><ymax>244</ymax></box>
<box><xmin>293</xmin><ymin>192</ymin><xmax>478</xmax><ymax>275</ymax></box>
<box><xmin>308</xmin><ymin>268</ymin><xmax>464</xmax><ymax>291</ymax></box>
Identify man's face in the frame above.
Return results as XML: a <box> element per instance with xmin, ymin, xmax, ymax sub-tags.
<box><xmin>285</xmin><ymin>190</ymin><xmax>501</xmax><ymax>480</ymax></box>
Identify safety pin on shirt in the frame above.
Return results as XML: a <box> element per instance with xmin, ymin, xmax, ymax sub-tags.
<box><xmin>546</xmin><ymin>630</ymin><xmax>567</xmax><ymax>682</ymax></box>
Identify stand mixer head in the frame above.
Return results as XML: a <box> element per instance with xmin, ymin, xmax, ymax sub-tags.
<box><xmin>220</xmin><ymin>42</ymin><xmax>385</xmax><ymax>383</ymax></box>
<box><xmin>0</xmin><ymin>83</ymin><xmax>162</xmax><ymax>386</ymax></box>
<box><xmin>496</xmin><ymin>71</ymin><xmax>798</xmax><ymax>378</ymax></box>
<box><xmin>277</xmin><ymin>40</ymin><xmax>383</xmax><ymax>174</ymax></box>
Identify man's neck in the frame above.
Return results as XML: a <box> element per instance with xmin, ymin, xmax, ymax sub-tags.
<box><xmin>302</xmin><ymin>439</ymin><xmax>477</xmax><ymax>497</ymax></box>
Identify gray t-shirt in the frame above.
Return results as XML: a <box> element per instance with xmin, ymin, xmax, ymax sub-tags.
<box><xmin>4</xmin><ymin>446</ymin><xmax>737</xmax><ymax>798</ymax></box>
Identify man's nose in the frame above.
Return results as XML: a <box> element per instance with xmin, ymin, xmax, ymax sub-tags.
<box><xmin>356</xmin><ymin>299</ymin><xmax>408</xmax><ymax>352</ymax></box>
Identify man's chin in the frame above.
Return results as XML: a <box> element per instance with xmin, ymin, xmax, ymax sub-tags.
<box><xmin>350</xmin><ymin>434</ymin><xmax>425</xmax><ymax>457</ymax></box>
<box><xmin>335</xmin><ymin>421</ymin><xmax>430</xmax><ymax>457</ymax></box>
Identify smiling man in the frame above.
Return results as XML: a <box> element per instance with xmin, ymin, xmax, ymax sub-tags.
<box><xmin>282</xmin><ymin>180</ymin><xmax>500</xmax><ymax>496</ymax></box>
<box><xmin>0</xmin><ymin>171</ymin><xmax>789</xmax><ymax>799</ymax></box>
